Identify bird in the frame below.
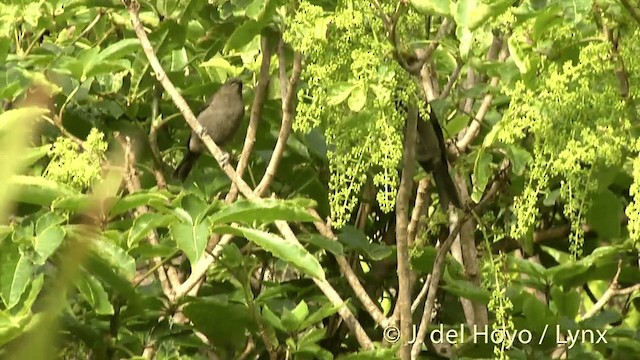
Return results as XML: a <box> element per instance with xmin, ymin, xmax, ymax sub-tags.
<box><xmin>173</xmin><ymin>78</ymin><xmax>245</xmax><ymax>182</ymax></box>
<box><xmin>415</xmin><ymin>108</ymin><xmax>463</xmax><ymax>210</ymax></box>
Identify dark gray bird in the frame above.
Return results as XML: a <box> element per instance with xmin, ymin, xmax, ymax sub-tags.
<box><xmin>174</xmin><ymin>78</ymin><xmax>245</xmax><ymax>181</ymax></box>
<box><xmin>416</xmin><ymin>109</ymin><xmax>463</xmax><ymax>210</ymax></box>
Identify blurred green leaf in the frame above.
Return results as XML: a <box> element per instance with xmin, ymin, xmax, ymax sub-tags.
<box><xmin>127</xmin><ymin>212</ymin><xmax>174</xmax><ymax>248</ymax></box>
<box><xmin>208</xmin><ymin>199</ymin><xmax>319</xmax><ymax>226</ymax></box>
<box><xmin>281</xmin><ymin>300</ymin><xmax>309</xmax><ymax>332</ymax></box>
<box><xmin>214</xmin><ymin>225</ymin><xmax>325</xmax><ymax>280</ymax></box>
<box><xmin>75</xmin><ymin>272</ymin><xmax>114</xmax><ymax>315</ymax></box>
<box><xmin>9</xmin><ymin>175</ymin><xmax>79</xmax><ymax>206</ymax></box>
<box><xmin>0</xmin><ymin>241</ymin><xmax>34</xmax><ymax>309</ymax></box>
<box><xmin>109</xmin><ymin>191</ymin><xmax>170</xmax><ymax>218</ymax></box>
<box><xmin>183</xmin><ymin>299</ymin><xmax>255</xmax><ymax>348</ymax></box>
<box><xmin>586</xmin><ymin>190</ymin><xmax>621</xmax><ymax>239</ymax></box>
<box><xmin>409</xmin><ymin>0</ymin><xmax>450</xmax><ymax>16</ymax></box>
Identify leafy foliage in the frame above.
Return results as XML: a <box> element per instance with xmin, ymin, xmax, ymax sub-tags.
<box><xmin>1</xmin><ymin>0</ymin><xmax>640</xmax><ymax>359</ymax></box>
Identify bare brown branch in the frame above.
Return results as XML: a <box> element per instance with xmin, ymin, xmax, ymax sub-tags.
<box><xmin>396</xmin><ymin>105</ymin><xmax>419</xmax><ymax>359</ymax></box>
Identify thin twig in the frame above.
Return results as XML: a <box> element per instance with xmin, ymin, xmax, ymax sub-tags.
<box><xmin>439</xmin><ymin>61</ymin><xmax>463</xmax><ymax>100</ymax></box>
<box><xmin>72</xmin><ymin>11</ymin><xmax>103</xmax><ymax>45</ymax></box>
<box><xmin>580</xmin><ymin>260</ymin><xmax>639</xmax><ymax>320</ymax></box>
<box><xmin>311</xmin><ymin>208</ymin><xmax>390</xmax><ymax>328</ymax></box>
<box><xmin>411</xmin><ymin>275</ymin><xmax>431</xmax><ymax>313</ymax></box>
<box><xmin>456</xmin><ymin>37</ymin><xmax>507</xmax><ymax>154</ymax></box>
<box><xmin>254</xmin><ymin>45</ymin><xmax>302</xmax><ymax>196</ymax></box>
<box><xmin>407</xmin><ymin>179</ymin><xmax>430</xmax><ymax>247</ymax></box>
<box><xmin>115</xmin><ymin>133</ymin><xmax>178</xmax><ymax>297</ymax></box>
<box><xmin>227</xmin><ymin>35</ymin><xmax>274</xmax><ymax>201</ymax></box>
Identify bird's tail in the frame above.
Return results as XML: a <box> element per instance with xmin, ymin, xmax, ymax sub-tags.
<box><xmin>173</xmin><ymin>151</ymin><xmax>200</xmax><ymax>182</ymax></box>
<box><xmin>432</xmin><ymin>165</ymin><xmax>463</xmax><ymax>210</ymax></box>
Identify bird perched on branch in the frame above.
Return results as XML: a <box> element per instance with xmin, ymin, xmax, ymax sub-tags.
<box><xmin>174</xmin><ymin>78</ymin><xmax>245</xmax><ymax>181</ymax></box>
<box><xmin>415</xmin><ymin>109</ymin><xmax>462</xmax><ymax>210</ymax></box>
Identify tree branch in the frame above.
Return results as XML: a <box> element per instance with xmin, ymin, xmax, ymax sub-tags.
<box><xmin>455</xmin><ymin>37</ymin><xmax>507</xmax><ymax>153</ymax></box>
<box><xmin>580</xmin><ymin>259</ymin><xmax>639</xmax><ymax>320</ymax></box>
<box><xmin>312</xmin><ymin>209</ymin><xmax>390</xmax><ymax>328</ymax></box>
<box><xmin>255</xmin><ymin>41</ymin><xmax>302</xmax><ymax>196</ymax></box>
<box><xmin>396</xmin><ymin>104</ymin><xmax>418</xmax><ymax>359</ymax></box>
<box><xmin>227</xmin><ymin>35</ymin><xmax>274</xmax><ymax>201</ymax></box>
<box><xmin>125</xmin><ymin>0</ymin><xmax>372</xmax><ymax>348</ymax></box>
<box><xmin>115</xmin><ymin>133</ymin><xmax>179</xmax><ymax>297</ymax></box>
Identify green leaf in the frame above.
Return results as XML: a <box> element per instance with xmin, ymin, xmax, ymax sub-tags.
<box><xmin>183</xmin><ymin>299</ymin><xmax>255</xmax><ymax>348</ymax></box>
<box><xmin>208</xmin><ymin>199</ymin><xmax>319</xmax><ymax>226</ymax></box>
<box><xmin>224</xmin><ymin>20</ymin><xmax>264</xmax><ymax>52</ymax></box>
<box><xmin>218</xmin><ymin>243</ymin><xmax>245</xmax><ymax>269</ymax></box>
<box><xmin>262</xmin><ymin>305</ymin><xmax>286</xmax><ymax>331</ymax></box>
<box><xmin>127</xmin><ymin>213</ymin><xmax>173</xmax><ymax>248</ymax></box>
<box><xmin>180</xmin><ymin>194</ymin><xmax>209</xmax><ymax>224</ymax></box>
<box><xmin>34</xmin><ymin>225</ymin><xmax>65</xmax><ymax>263</ymax></box>
<box><xmin>9</xmin><ymin>175</ymin><xmax>80</xmax><ymax>206</ymax></box>
<box><xmin>246</xmin><ymin>0</ymin><xmax>267</xmax><ymax>20</ymax></box>
<box><xmin>214</xmin><ymin>226</ymin><xmax>325</xmax><ymax>280</ymax></box>
<box><xmin>0</xmin><ymin>242</ymin><xmax>34</xmax><ymax>309</ymax></box>
<box><xmin>586</xmin><ymin>190</ymin><xmax>621</xmax><ymax>239</ymax></box>
<box><xmin>530</xmin><ymin>3</ymin><xmax>563</xmax><ymax>41</ymax></box>
<box><xmin>85</xmin><ymin>60</ymin><xmax>131</xmax><ymax>78</ymax></box>
<box><xmin>547</xmin><ymin>261</ymin><xmax>590</xmax><ymax>287</ymax></box>
<box><xmin>35</xmin><ymin>212</ymin><xmax>65</xmax><ymax>235</ymax></box>
<box><xmin>442</xmin><ymin>269</ymin><xmax>491</xmax><ymax>304</ymax></box>
<box><xmin>444</xmin><ymin>115</ymin><xmax>468</xmax><ymax>137</ymax></box>
<box><xmin>505</xmin><ymin>145</ymin><xmax>532</xmax><ymax>176</ymax></box>
<box><xmin>129</xmin><ymin>243</ymin><xmax>177</xmax><ymax>259</ymax></box>
<box><xmin>409</xmin><ymin>0</ymin><xmax>450</xmax><ymax>16</ymax></box>
<box><xmin>337</xmin><ymin>348</ymin><xmax>398</xmax><ymax>359</ymax></box>
<box><xmin>52</xmin><ymin>194</ymin><xmax>92</xmax><ymax>213</ymax></box>
<box><xmin>0</xmin><ymin>226</ymin><xmax>12</xmax><ymax>242</ymax></box>
<box><xmin>200</xmin><ymin>56</ymin><xmax>236</xmax><ymax>75</ymax></box>
<box><xmin>550</xmin><ymin>287</ymin><xmax>579</xmax><ymax>319</ymax></box>
<box><xmin>20</xmin><ymin>145</ymin><xmax>51</xmax><ymax>167</ymax></box>
<box><xmin>299</xmin><ymin>302</ymin><xmax>340</xmax><ymax>330</ymax></box>
<box><xmin>83</xmin><ymin>253</ymin><xmax>138</xmax><ymax>301</ymax></box>
<box><xmin>109</xmin><ymin>191</ymin><xmax>170</xmax><ymax>217</ymax></box>
<box><xmin>281</xmin><ymin>300</ymin><xmax>309</xmax><ymax>332</ymax></box>
<box><xmin>57</xmin><ymin>57</ymin><xmax>84</xmax><ymax>80</ymax></box>
<box><xmin>508</xmin><ymin>35</ymin><xmax>531</xmax><ymax>74</ymax></box>
<box><xmin>0</xmin><ymin>309</ymin><xmax>30</xmax><ymax>347</ymax></box>
<box><xmin>411</xmin><ymin>246</ymin><xmax>437</xmax><ymax>274</ymax></box>
<box><xmin>522</xmin><ymin>293</ymin><xmax>549</xmax><ymax>331</ymax></box>
<box><xmin>338</xmin><ymin>226</ymin><xmax>393</xmax><ymax>261</ymax></box>
<box><xmin>79</xmin><ymin>46</ymin><xmax>101</xmax><ymax>80</ymax></box>
<box><xmin>170</xmin><ymin>222</ymin><xmax>209</xmax><ymax>265</ymax></box>
<box><xmin>298</xmin><ymin>234</ymin><xmax>344</xmax><ymax>256</ymax></box>
<box><xmin>455</xmin><ymin>0</ymin><xmax>515</xmax><ymax>31</ymax></box>
<box><xmin>507</xmin><ymin>255</ymin><xmax>547</xmax><ymax>282</ymax></box>
<box><xmin>98</xmin><ymin>39</ymin><xmax>140</xmax><ymax>61</ymax></box>
<box><xmin>347</xmin><ymin>85</ymin><xmax>367</xmax><ymax>112</ymax></box>
<box><xmin>90</xmin><ymin>236</ymin><xmax>136</xmax><ymax>280</ymax></box>
<box><xmin>472</xmin><ymin>149</ymin><xmax>493</xmax><ymax>202</ymax></box>
<box><xmin>75</xmin><ymin>272</ymin><xmax>114</xmax><ymax>315</ymax></box>
<box><xmin>327</xmin><ymin>82</ymin><xmax>356</xmax><ymax>106</ymax></box>
<box><xmin>297</xmin><ymin>327</ymin><xmax>327</xmax><ymax>349</ymax></box>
